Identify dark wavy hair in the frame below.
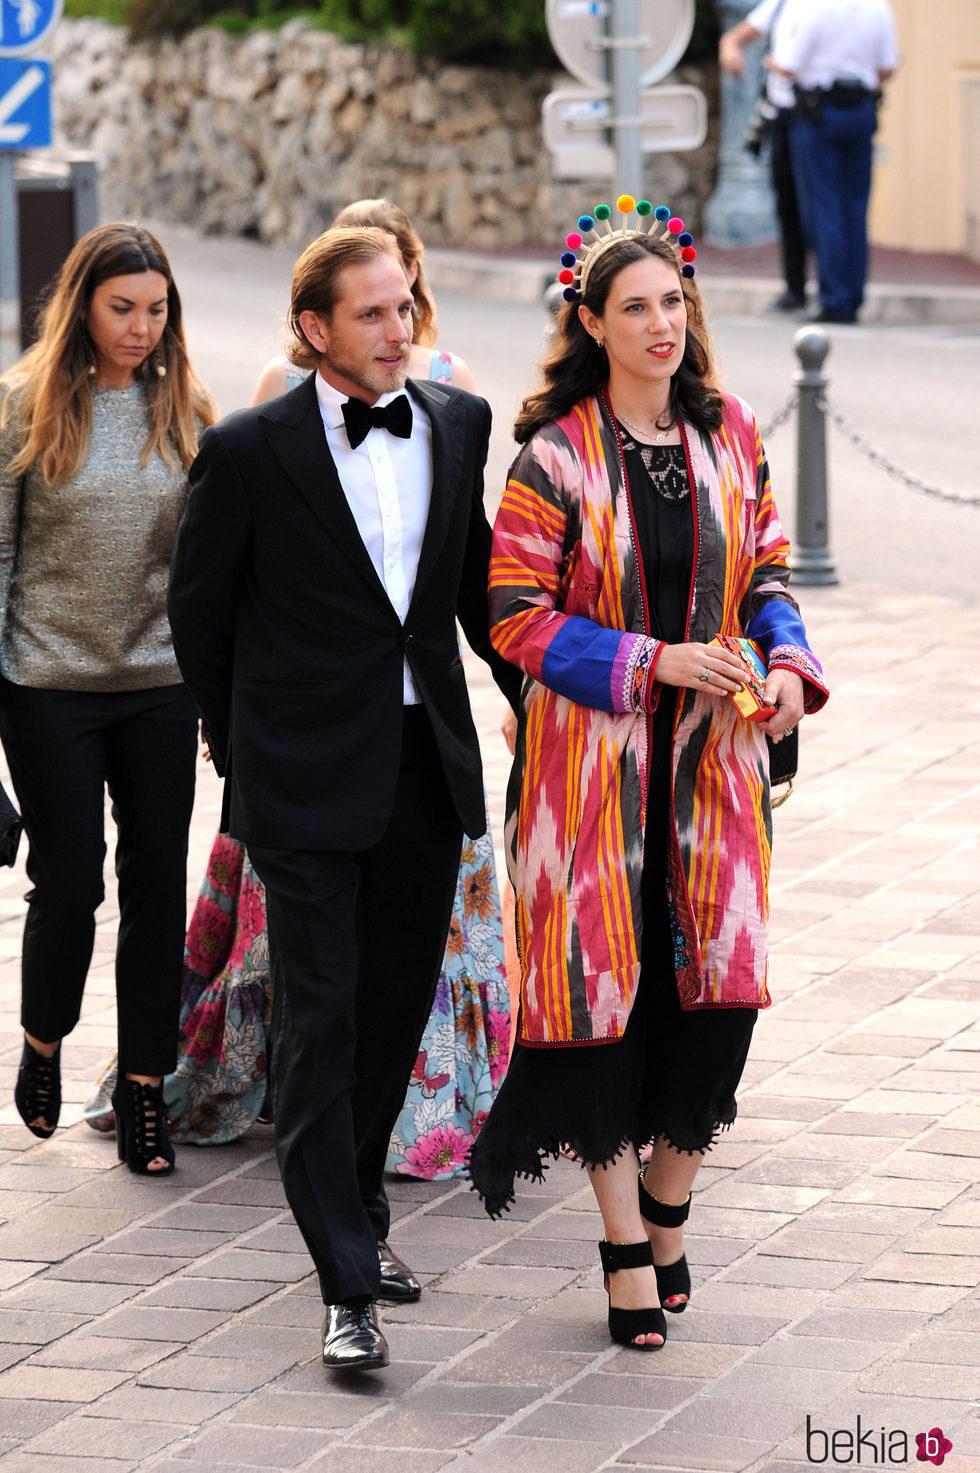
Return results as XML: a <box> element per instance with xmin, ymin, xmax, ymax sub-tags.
<box><xmin>514</xmin><ymin>234</ymin><xmax>723</xmax><ymax>445</ymax></box>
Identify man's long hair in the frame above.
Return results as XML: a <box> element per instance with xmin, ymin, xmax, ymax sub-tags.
<box><xmin>287</xmin><ymin>227</ymin><xmax>407</xmax><ymax>371</ymax></box>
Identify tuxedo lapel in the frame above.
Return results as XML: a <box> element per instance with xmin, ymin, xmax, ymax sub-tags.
<box><xmin>258</xmin><ymin>374</ymin><xmax>393</xmax><ymax>609</ymax></box>
<box><xmin>408</xmin><ymin>378</ymin><xmax>464</xmax><ymax>612</ymax></box>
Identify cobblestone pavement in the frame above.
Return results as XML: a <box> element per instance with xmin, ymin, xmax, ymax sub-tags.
<box><xmin>0</xmin><ymin>577</ymin><xmax>977</xmax><ymax>1471</ymax></box>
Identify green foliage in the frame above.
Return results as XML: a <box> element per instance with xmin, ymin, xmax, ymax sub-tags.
<box><xmin>64</xmin><ymin>0</ymin><xmax>130</xmax><ymax>24</ymax></box>
<box><xmin>64</xmin><ymin>0</ymin><xmax>714</xmax><ymax>71</ymax></box>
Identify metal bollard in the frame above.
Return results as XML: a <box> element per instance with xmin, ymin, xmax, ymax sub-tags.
<box><xmin>790</xmin><ymin>326</ymin><xmax>838</xmax><ymax>586</ymax></box>
<box><xmin>0</xmin><ymin>154</ymin><xmax>19</xmax><ymax>374</ymax></box>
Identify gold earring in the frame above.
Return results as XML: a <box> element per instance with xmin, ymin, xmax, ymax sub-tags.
<box><xmin>81</xmin><ymin>321</ymin><xmax>96</xmax><ymax>378</ymax></box>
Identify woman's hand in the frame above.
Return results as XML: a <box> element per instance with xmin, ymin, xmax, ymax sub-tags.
<box><xmin>655</xmin><ymin>642</ymin><xmax>746</xmax><ymax>696</ymax></box>
<box><xmin>501</xmin><ymin>708</ymin><xmax>518</xmax><ymax>756</ymax></box>
<box><xmin>200</xmin><ymin>724</ymin><xmax>212</xmax><ymax>764</ymax></box>
<box><xmin>759</xmin><ymin>668</ymin><xmax>804</xmax><ymax>741</ymax></box>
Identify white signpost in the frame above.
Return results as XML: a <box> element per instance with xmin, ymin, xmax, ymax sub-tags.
<box><xmin>545</xmin><ymin>0</ymin><xmax>694</xmax><ymax>90</ymax></box>
<box><xmin>543</xmin><ymin>83</ymin><xmax>707</xmax><ymax>180</ymax></box>
<box><xmin>0</xmin><ymin>0</ymin><xmax>62</xmax><ymax>369</ymax></box>
<box><xmin>543</xmin><ymin>0</ymin><xmax>705</xmax><ymax>188</ymax></box>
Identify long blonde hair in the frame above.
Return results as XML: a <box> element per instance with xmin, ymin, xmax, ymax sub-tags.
<box><xmin>0</xmin><ymin>223</ymin><xmax>214</xmax><ymax>485</ymax></box>
<box><xmin>330</xmin><ymin>198</ymin><xmax>437</xmax><ymax>348</ymax></box>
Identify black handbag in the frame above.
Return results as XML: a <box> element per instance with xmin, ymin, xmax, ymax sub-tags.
<box><xmin>0</xmin><ymin>781</ymin><xmax>21</xmax><ymax>867</ymax></box>
<box><xmin>767</xmin><ymin>728</ymin><xmax>797</xmax><ymax>808</ymax></box>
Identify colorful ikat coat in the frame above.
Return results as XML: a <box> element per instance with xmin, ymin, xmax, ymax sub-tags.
<box><xmin>490</xmin><ymin>390</ymin><xmax>828</xmax><ymax>1047</ymax></box>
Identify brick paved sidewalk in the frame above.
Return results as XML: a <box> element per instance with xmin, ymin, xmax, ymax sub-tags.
<box><xmin>0</xmin><ymin>580</ymin><xmax>977</xmax><ymax>1473</ymax></box>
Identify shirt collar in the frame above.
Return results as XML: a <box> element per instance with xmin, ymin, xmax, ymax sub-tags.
<box><xmin>315</xmin><ymin>371</ymin><xmax>408</xmax><ymax>435</ymax></box>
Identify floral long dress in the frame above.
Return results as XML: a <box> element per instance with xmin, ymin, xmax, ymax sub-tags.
<box><xmin>87</xmin><ymin>829</ymin><xmax>512</xmax><ymax>1168</ymax></box>
<box><xmin>386</xmin><ymin>828</ymin><xmax>511</xmax><ymax>1178</ymax></box>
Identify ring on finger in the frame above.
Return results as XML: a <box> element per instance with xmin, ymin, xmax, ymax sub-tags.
<box><xmin>698</xmin><ymin>668</ymin><xmax>711</xmax><ymax>683</ymax></box>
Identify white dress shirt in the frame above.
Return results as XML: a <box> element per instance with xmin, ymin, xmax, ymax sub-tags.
<box><xmin>746</xmin><ymin>0</ymin><xmax>795</xmax><ymax>110</ymax></box>
<box><xmin>773</xmin><ymin>0</ymin><xmax>900</xmax><ymax>91</ymax></box>
<box><xmin>314</xmin><ymin>372</ymin><xmax>433</xmax><ymax>704</ymax></box>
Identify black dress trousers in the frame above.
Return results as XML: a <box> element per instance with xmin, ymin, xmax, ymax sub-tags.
<box><xmin>248</xmin><ymin>704</ymin><xmax>464</xmax><ymax>1306</ymax></box>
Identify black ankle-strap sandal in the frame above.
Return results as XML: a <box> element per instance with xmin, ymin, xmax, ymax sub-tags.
<box><xmin>638</xmin><ymin>1172</ymin><xmax>691</xmax><ymax>1313</ymax></box>
<box><xmin>598</xmin><ymin>1238</ymin><xmax>667</xmax><ymax>1350</ymax></box>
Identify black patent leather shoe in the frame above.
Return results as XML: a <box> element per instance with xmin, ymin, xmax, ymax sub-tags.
<box><xmin>377</xmin><ymin>1240</ymin><xmax>422</xmax><ymax>1302</ymax></box>
<box><xmin>321</xmin><ymin>1299</ymin><xmax>389</xmax><ymax>1370</ymax></box>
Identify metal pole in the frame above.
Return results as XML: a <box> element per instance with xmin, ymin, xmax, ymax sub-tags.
<box><xmin>69</xmin><ymin>154</ymin><xmax>98</xmax><ymax>240</ymax></box>
<box><xmin>610</xmin><ymin>0</ymin><xmax>642</xmax><ymax>193</ymax></box>
<box><xmin>0</xmin><ymin>152</ymin><xmax>21</xmax><ymax>372</ymax></box>
<box><xmin>790</xmin><ymin>326</ymin><xmax>838</xmax><ymax>585</ymax></box>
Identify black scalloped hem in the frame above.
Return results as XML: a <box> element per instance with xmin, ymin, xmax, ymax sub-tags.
<box><xmin>468</xmin><ymin>1117</ymin><xmax>734</xmax><ymax>1220</ymax></box>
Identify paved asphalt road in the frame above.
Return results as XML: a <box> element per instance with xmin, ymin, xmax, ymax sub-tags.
<box><xmin>151</xmin><ymin>220</ymin><xmax>980</xmax><ymax>608</ymax></box>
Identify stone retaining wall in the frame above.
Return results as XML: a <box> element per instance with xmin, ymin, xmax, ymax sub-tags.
<box><xmin>51</xmin><ymin>17</ymin><xmax>717</xmax><ymax>251</ymax></box>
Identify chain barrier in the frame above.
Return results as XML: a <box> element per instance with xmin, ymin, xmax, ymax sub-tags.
<box><xmin>760</xmin><ymin>386</ymin><xmax>978</xmax><ymax>510</ymax></box>
<box><xmin>817</xmin><ymin>393</ymin><xmax>980</xmax><ymax>509</ymax></box>
<box><xmin>759</xmin><ymin>389</ymin><xmax>799</xmax><ymax>443</ymax></box>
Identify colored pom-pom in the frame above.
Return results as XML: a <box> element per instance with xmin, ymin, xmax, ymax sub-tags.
<box><xmin>558</xmin><ymin>268</ymin><xmax>575</xmax><ymax>285</ymax></box>
<box><xmin>680</xmin><ymin>246</ymin><xmax>697</xmax><ymax>262</ymax></box>
<box><xmin>654</xmin><ymin>206</ymin><xmax>671</xmax><ymax>221</ymax></box>
<box><xmin>616</xmin><ymin>193</ymin><xmax>636</xmax><ymax>213</ymax></box>
<box><xmin>562</xmin><ymin>285</ymin><xmax>580</xmax><ymax>301</ymax></box>
<box><xmin>594</xmin><ymin>203</ymin><xmax>612</xmax><ymax>220</ymax></box>
<box><xmin>681</xmin><ymin>264</ymin><xmax>696</xmax><ymax>278</ymax></box>
<box><xmin>667</xmin><ymin>216</ymin><xmax>684</xmax><ymax>234</ymax></box>
<box><xmin>678</xmin><ymin>232</ymin><xmax>694</xmax><ymax>247</ymax></box>
<box><xmin>636</xmin><ymin>199</ymin><xmax>652</xmax><ymax>216</ymax></box>
<box><xmin>577</xmin><ymin>215</ymin><xmax>595</xmax><ymax>233</ymax></box>
<box><xmin>565</xmin><ymin>232</ymin><xmax>583</xmax><ymax>250</ymax></box>
<box><xmin>560</xmin><ymin>251</ymin><xmax>576</xmax><ymax>268</ymax></box>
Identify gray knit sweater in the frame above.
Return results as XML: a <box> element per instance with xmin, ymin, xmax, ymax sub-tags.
<box><xmin>0</xmin><ymin>383</ymin><xmax>189</xmax><ymax>692</ymax></box>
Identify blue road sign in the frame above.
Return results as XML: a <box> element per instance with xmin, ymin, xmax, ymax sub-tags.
<box><xmin>0</xmin><ymin>57</ymin><xmax>51</xmax><ymax>148</ymax></box>
<box><xmin>0</xmin><ymin>0</ymin><xmax>62</xmax><ymax>56</ymax></box>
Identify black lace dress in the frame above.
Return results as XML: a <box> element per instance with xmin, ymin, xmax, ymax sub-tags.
<box><xmin>468</xmin><ymin>438</ymin><xmax>758</xmax><ymax>1217</ymax></box>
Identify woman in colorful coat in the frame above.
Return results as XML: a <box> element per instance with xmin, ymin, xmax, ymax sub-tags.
<box><xmin>468</xmin><ymin>199</ymin><xmax>828</xmax><ymax>1351</ymax></box>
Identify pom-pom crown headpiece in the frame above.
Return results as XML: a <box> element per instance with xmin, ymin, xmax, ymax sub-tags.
<box><xmin>558</xmin><ymin>193</ymin><xmax>698</xmax><ymax>304</ymax></box>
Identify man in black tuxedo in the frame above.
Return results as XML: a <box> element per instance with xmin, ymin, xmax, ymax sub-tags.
<box><xmin>168</xmin><ymin>226</ymin><xmax>518</xmax><ymax>1371</ymax></box>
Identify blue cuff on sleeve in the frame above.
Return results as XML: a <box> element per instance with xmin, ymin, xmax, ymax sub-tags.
<box><xmin>540</xmin><ymin>616</ymin><xmax>626</xmax><ymax>712</ymax></box>
<box><xmin>746</xmin><ymin>599</ymin><xmax>814</xmax><ymax>660</ymax></box>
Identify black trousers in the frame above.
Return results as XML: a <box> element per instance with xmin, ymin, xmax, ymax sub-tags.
<box><xmin>0</xmin><ymin>680</ymin><xmax>198</xmax><ymax>1076</ymax></box>
<box><xmin>771</xmin><ymin>107</ymin><xmax>809</xmax><ymax>301</ymax></box>
<box><xmin>248</xmin><ymin>705</ymin><xmax>464</xmax><ymax>1307</ymax></box>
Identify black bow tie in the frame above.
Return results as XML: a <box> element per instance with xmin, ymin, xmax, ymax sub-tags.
<box><xmin>341</xmin><ymin>394</ymin><xmax>413</xmax><ymax>449</ymax></box>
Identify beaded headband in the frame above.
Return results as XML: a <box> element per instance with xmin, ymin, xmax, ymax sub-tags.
<box><xmin>558</xmin><ymin>193</ymin><xmax>697</xmax><ymax>303</ymax></box>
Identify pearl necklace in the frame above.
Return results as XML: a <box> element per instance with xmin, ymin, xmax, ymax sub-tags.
<box><xmin>616</xmin><ymin>409</ymin><xmax>673</xmax><ymax>443</ymax></box>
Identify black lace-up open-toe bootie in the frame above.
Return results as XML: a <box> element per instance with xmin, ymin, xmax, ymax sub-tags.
<box><xmin>15</xmin><ymin>1038</ymin><xmax>61</xmax><ymax>1138</ymax></box>
<box><xmin>112</xmin><ymin>1078</ymin><xmax>175</xmax><ymax>1176</ymax></box>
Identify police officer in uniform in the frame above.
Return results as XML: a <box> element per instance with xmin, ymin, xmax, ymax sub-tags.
<box><xmin>773</xmin><ymin>0</ymin><xmax>900</xmax><ymax>324</ymax></box>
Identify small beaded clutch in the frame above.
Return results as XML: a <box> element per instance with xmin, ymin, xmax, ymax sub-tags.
<box><xmin>709</xmin><ymin>635</ymin><xmax>777</xmax><ymax>722</ymax></box>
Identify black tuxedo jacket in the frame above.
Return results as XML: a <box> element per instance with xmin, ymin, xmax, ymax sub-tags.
<box><xmin>168</xmin><ymin>372</ymin><xmax>519</xmax><ymax>850</ymax></box>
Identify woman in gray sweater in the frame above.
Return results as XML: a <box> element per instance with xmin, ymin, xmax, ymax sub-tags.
<box><xmin>0</xmin><ymin>223</ymin><xmax>214</xmax><ymax>1175</ymax></box>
